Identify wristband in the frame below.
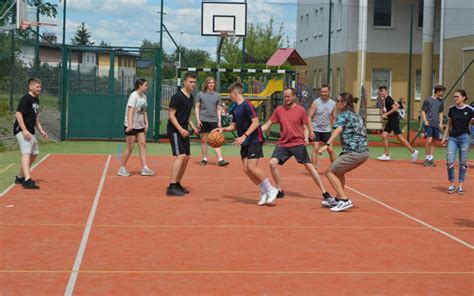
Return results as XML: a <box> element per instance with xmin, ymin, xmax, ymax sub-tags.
<box><xmin>244</xmin><ymin>132</ymin><xmax>249</xmax><ymax>137</ymax></box>
<box><xmin>325</xmin><ymin>142</ymin><xmax>331</xmax><ymax>146</ymax></box>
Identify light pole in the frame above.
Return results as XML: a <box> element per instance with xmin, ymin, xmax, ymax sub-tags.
<box><xmin>178</xmin><ymin>30</ymin><xmax>183</xmax><ymax>68</ymax></box>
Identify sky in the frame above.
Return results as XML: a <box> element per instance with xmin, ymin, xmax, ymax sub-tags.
<box><xmin>31</xmin><ymin>0</ymin><xmax>297</xmax><ymax>58</ymax></box>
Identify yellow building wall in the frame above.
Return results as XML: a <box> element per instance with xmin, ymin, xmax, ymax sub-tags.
<box><xmin>443</xmin><ymin>35</ymin><xmax>474</xmax><ymax>109</ymax></box>
<box><xmin>302</xmin><ymin>52</ymin><xmax>440</xmax><ymax>119</ymax></box>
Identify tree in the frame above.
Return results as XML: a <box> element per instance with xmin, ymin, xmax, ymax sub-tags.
<box><xmin>71</xmin><ymin>22</ymin><xmax>94</xmax><ymax>46</ymax></box>
<box><xmin>171</xmin><ymin>47</ymin><xmax>212</xmax><ymax>68</ymax></box>
<box><xmin>222</xmin><ymin>17</ymin><xmax>284</xmax><ymax>65</ymax></box>
<box><xmin>99</xmin><ymin>40</ymin><xmax>109</xmax><ymax>47</ymax></box>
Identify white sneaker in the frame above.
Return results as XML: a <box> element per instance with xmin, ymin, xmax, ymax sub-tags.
<box><xmin>140</xmin><ymin>167</ymin><xmax>155</xmax><ymax>176</ymax></box>
<box><xmin>266</xmin><ymin>188</ymin><xmax>279</xmax><ymax>205</ymax></box>
<box><xmin>117</xmin><ymin>167</ymin><xmax>131</xmax><ymax>176</ymax></box>
<box><xmin>330</xmin><ymin>199</ymin><xmax>353</xmax><ymax>212</ymax></box>
<box><xmin>258</xmin><ymin>193</ymin><xmax>268</xmax><ymax>206</ymax></box>
<box><xmin>321</xmin><ymin>197</ymin><xmax>339</xmax><ymax>208</ymax></box>
<box><xmin>411</xmin><ymin>150</ymin><xmax>419</xmax><ymax>162</ymax></box>
<box><xmin>377</xmin><ymin>154</ymin><xmax>391</xmax><ymax>161</ymax></box>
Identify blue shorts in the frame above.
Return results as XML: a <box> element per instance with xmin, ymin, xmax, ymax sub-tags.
<box><xmin>424</xmin><ymin>126</ymin><xmax>440</xmax><ymax>139</ymax></box>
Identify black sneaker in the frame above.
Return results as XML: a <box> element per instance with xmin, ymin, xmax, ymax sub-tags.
<box><xmin>277</xmin><ymin>190</ymin><xmax>285</xmax><ymax>198</ymax></box>
<box><xmin>166</xmin><ymin>184</ymin><xmax>185</xmax><ymax>196</ymax></box>
<box><xmin>15</xmin><ymin>176</ymin><xmax>25</xmax><ymax>184</ymax></box>
<box><xmin>322</xmin><ymin>191</ymin><xmax>333</xmax><ymax>199</ymax></box>
<box><xmin>218</xmin><ymin>160</ymin><xmax>229</xmax><ymax>167</ymax></box>
<box><xmin>429</xmin><ymin>160</ymin><xmax>436</xmax><ymax>167</ymax></box>
<box><xmin>22</xmin><ymin>178</ymin><xmax>39</xmax><ymax>189</ymax></box>
<box><xmin>200</xmin><ymin>159</ymin><xmax>207</xmax><ymax>166</ymax></box>
<box><xmin>423</xmin><ymin>159</ymin><xmax>430</xmax><ymax>167</ymax></box>
<box><xmin>176</xmin><ymin>182</ymin><xmax>189</xmax><ymax>194</ymax></box>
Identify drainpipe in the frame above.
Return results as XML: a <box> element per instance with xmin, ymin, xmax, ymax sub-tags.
<box><xmin>439</xmin><ymin>0</ymin><xmax>445</xmax><ymax>85</ymax></box>
<box><xmin>356</xmin><ymin>0</ymin><xmax>368</xmax><ymax>111</ymax></box>
<box><xmin>420</xmin><ymin>0</ymin><xmax>435</xmax><ymax>101</ymax></box>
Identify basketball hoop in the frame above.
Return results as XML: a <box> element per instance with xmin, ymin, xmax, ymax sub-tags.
<box><xmin>219</xmin><ymin>30</ymin><xmax>236</xmax><ymax>43</ymax></box>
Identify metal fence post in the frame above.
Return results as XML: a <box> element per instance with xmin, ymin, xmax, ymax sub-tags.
<box><xmin>407</xmin><ymin>4</ymin><xmax>414</xmax><ymax>142</ymax></box>
<box><xmin>60</xmin><ymin>46</ymin><xmax>69</xmax><ymax>140</ymax></box>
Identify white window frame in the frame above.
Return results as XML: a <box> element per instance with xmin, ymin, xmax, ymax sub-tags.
<box><xmin>299</xmin><ymin>15</ymin><xmax>304</xmax><ymax>42</ymax></box>
<box><xmin>305</xmin><ymin>13</ymin><xmax>309</xmax><ymax>40</ymax></box>
<box><xmin>371</xmin><ymin>68</ymin><xmax>392</xmax><ymax>99</ymax></box>
<box><xmin>336</xmin><ymin>68</ymin><xmax>342</xmax><ymax>94</ymax></box>
<box><xmin>336</xmin><ymin>0</ymin><xmax>342</xmax><ymax>32</ymax></box>
<box><xmin>313</xmin><ymin>70</ymin><xmax>318</xmax><ymax>89</ymax></box>
<box><xmin>314</xmin><ymin>9</ymin><xmax>319</xmax><ymax>38</ymax></box>
<box><xmin>318</xmin><ymin>69</ymin><xmax>323</xmax><ymax>88</ymax></box>
<box><xmin>319</xmin><ymin>7</ymin><xmax>324</xmax><ymax>37</ymax></box>
<box><xmin>373</xmin><ymin>0</ymin><xmax>393</xmax><ymax>29</ymax></box>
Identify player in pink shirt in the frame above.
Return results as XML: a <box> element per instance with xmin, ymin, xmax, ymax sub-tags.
<box><xmin>262</xmin><ymin>88</ymin><xmax>333</xmax><ymax>201</ymax></box>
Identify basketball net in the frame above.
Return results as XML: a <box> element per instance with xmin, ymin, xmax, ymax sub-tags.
<box><xmin>220</xmin><ymin>30</ymin><xmax>236</xmax><ymax>43</ymax></box>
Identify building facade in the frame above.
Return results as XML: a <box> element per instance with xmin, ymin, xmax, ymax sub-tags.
<box><xmin>296</xmin><ymin>0</ymin><xmax>473</xmax><ymax>117</ymax></box>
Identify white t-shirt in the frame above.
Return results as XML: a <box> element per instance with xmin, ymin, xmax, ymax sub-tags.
<box><xmin>124</xmin><ymin>91</ymin><xmax>147</xmax><ymax>129</ymax></box>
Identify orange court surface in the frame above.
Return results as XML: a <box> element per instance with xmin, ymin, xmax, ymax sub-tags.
<box><xmin>0</xmin><ymin>154</ymin><xmax>473</xmax><ymax>295</ymax></box>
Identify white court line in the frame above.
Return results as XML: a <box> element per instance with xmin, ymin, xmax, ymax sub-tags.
<box><xmin>64</xmin><ymin>155</ymin><xmax>111</xmax><ymax>296</ymax></box>
<box><xmin>347</xmin><ymin>186</ymin><xmax>474</xmax><ymax>250</ymax></box>
<box><xmin>0</xmin><ymin>154</ymin><xmax>50</xmax><ymax>197</ymax></box>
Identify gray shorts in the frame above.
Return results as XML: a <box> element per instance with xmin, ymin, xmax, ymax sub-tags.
<box><xmin>15</xmin><ymin>132</ymin><xmax>39</xmax><ymax>155</ymax></box>
<box><xmin>330</xmin><ymin>152</ymin><xmax>368</xmax><ymax>175</ymax></box>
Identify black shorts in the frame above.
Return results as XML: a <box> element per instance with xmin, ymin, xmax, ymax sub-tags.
<box><xmin>200</xmin><ymin>121</ymin><xmax>218</xmax><ymax>133</ymax></box>
<box><xmin>271</xmin><ymin>145</ymin><xmax>311</xmax><ymax>165</ymax></box>
<box><xmin>168</xmin><ymin>131</ymin><xmax>191</xmax><ymax>156</ymax></box>
<box><xmin>124</xmin><ymin>126</ymin><xmax>146</xmax><ymax>136</ymax></box>
<box><xmin>240</xmin><ymin>143</ymin><xmax>264</xmax><ymax>160</ymax></box>
<box><xmin>384</xmin><ymin>119</ymin><xmax>402</xmax><ymax>135</ymax></box>
<box><xmin>312</xmin><ymin>131</ymin><xmax>331</xmax><ymax>143</ymax></box>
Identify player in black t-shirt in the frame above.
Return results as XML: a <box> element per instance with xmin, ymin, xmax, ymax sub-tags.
<box><xmin>376</xmin><ymin>86</ymin><xmax>419</xmax><ymax>162</ymax></box>
<box><xmin>166</xmin><ymin>72</ymin><xmax>199</xmax><ymax>196</ymax></box>
<box><xmin>442</xmin><ymin>89</ymin><xmax>472</xmax><ymax>195</ymax></box>
<box><xmin>13</xmin><ymin>77</ymin><xmax>48</xmax><ymax>189</ymax></box>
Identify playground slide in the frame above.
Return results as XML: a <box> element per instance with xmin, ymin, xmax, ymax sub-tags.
<box><xmin>258</xmin><ymin>79</ymin><xmax>284</xmax><ymax>97</ymax></box>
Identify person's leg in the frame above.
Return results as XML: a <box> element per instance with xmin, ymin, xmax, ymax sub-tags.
<box><xmin>176</xmin><ymin>155</ymin><xmax>190</xmax><ymax>183</ymax></box>
<box><xmin>446</xmin><ymin>136</ymin><xmax>457</xmax><ymax>189</ymax></box>
<box><xmin>311</xmin><ymin>141</ymin><xmax>320</xmax><ymax>167</ymax></box>
<box><xmin>242</xmin><ymin>158</ymin><xmax>263</xmax><ymax>185</ymax></box>
<box><xmin>381</xmin><ymin>131</ymin><xmax>390</xmax><ymax>156</ymax></box>
<box><xmin>120</xmin><ymin>135</ymin><xmax>136</xmax><ymax>167</ymax></box>
<box><xmin>458</xmin><ymin>134</ymin><xmax>470</xmax><ymax>190</ymax></box>
<box><xmin>303</xmin><ymin>162</ymin><xmax>327</xmax><ymax>194</ymax></box>
<box><xmin>136</xmin><ymin>132</ymin><xmax>148</xmax><ymax>168</ymax></box>
<box><xmin>200</xmin><ymin>133</ymin><xmax>209</xmax><ymax>161</ymax></box>
<box><xmin>396</xmin><ymin>134</ymin><xmax>416</xmax><ymax>153</ymax></box>
<box><xmin>20</xmin><ymin>153</ymin><xmax>32</xmax><ymax>180</ymax></box>
<box><xmin>326</xmin><ymin>170</ymin><xmax>347</xmax><ymax>199</ymax></box>
<box><xmin>170</xmin><ymin>154</ymin><xmax>187</xmax><ymax>183</ymax></box>
<box><xmin>269</xmin><ymin>158</ymin><xmax>282</xmax><ymax>190</ymax></box>
<box><xmin>214</xmin><ymin>147</ymin><xmax>224</xmax><ymax>161</ymax></box>
<box><xmin>327</xmin><ymin>146</ymin><xmax>336</xmax><ymax>163</ymax></box>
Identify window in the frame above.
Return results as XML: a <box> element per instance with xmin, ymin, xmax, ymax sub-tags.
<box><xmin>336</xmin><ymin>68</ymin><xmax>342</xmax><ymax>94</ymax></box>
<box><xmin>371</xmin><ymin>69</ymin><xmax>391</xmax><ymax>98</ymax></box>
<box><xmin>319</xmin><ymin>7</ymin><xmax>324</xmax><ymax>36</ymax></box>
<box><xmin>318</xmin><ymin>69</ymin><xmax>323</xmax><ymax>87</ymax></box>
<box><xmin>415</xmin><ymin>69</ymin><xmax>421</xmax><ymax>100</ymax></box>
<box><xmin>374</xmin><ymin>0</ymin><xmax>392</xmax><ymax>27</ymax></box>
<box><xmin>314</xmin><ymin>10</ymin><xmax>319</xmax><ymax>38</ymax></box>
<box><xmin>305</xmin><ymin>13</ymin><xmax>309</xmax><ymax>40</ymax></box>
<box><xmin>418</xmin><ymin>0</ymin><xmax>438</xmax><ymax>29</ymax></box>
<box><xmin>313</xmin><ymin>70</ymin><xmax>318</xmax><ymax>88</ymax></box>
<box><xmin>299</xmin><ymin>16</ymin><xmax>304</xmax><ymax>42</ymax></box>
<box><xmin>336</xmin><ymin>0</ymin><xmax>342</xmax><ymax>31</ymax></box>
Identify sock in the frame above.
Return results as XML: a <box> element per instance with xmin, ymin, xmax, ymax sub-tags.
<box><xmin>322</xmin><ymin>192</ymin><xmax>330</xmax><ymax>199</ymax></box>
<box><xmin>202</xmin><ymin>157</ymin><xmax>207</xmax><ymax>161</ymax></box>
<box><xmin>120</xmin><ymin>166</ymin><xmax>126</xmax><ymax>170</ymax></box>
<box><xmin>169</xmin><ymin>183</ymin><xmax>176</xmax><ymax>188</ymax></box>
<box><xmin>143</xmin><ymin>166</ymin><xmax>148</xmax><ymax>170</ymax></box>
<box><xmin>258</xmin><ymin>182</ymin><xmax>266</xmax><ymax>194</ymax></box>
<box><xmin>425</xmin><ymin>155</ymin><xmax>430</xmax><ymax>160</ymax></box>
<box><xmin>218</xmin><ymin>157</ymin><xmax>223</xmax><ymax>161</ymax></box>
<box><xmin>261</xmin><ymin>178</ymin><xmax>274</xmax><ymax>193</ymax></box>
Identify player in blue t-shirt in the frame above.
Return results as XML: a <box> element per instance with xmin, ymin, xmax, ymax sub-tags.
<box><xmin>217</xmin><ymin>82</ymin><xmax>278</xmax><ymax>206</ymax></box>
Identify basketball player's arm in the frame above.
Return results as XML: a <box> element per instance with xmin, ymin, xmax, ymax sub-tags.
<box><xmin>307</xmin><ymin>101</ymin><xmax>317</xmax><ymax>136</ymax></box>
<box><xmin>195</xmin><ymin>102</ymin><xmax>202</xmax><ymax>128</ymax></box>
<box><xmin>441</xmin><ymin>118</ymin><xmax>451</xmax><ymax>145</ymax></box>
<box><xmin>126</xmin><ymin>106</ymin><xmax>134</xmax><ymax>132</ymax></box>
<box><xmin>318</xmin><ymin>127</ymin><xmax>343</xmax><ymax>154</ymax></box>
<box><xmin>303</xmin><ymin>124</ymin><xmax>310</xmax><ymax>145</ymax></box>
<box><xmin>15</xmin><ymin>112</ymin><xmax>32</xmax><ymax>140</ymax></box>
<box><xmin>217</xmin><ymin>103</ymin><xmax>222</xmax><ymax>128</ymax></box>
<box><xmin>143</xmin><ymin>110</ymin><xmax>149</xmax><ymax>132</ymax></box>
<box><xmin>35</xmin><ymin>115</ymin><xmax>48</xmax><ymax>139</ymax></box>
<box><xmin>330</xmin><ymin>107</ymin><xmax>337</xmax><ymax>127</ymax></box>
<box><xmin>439</xmin><ymin>110</ymin><xmax>444</xmax><ymax>130</ymax></box>
<box><xmin>234</xmin><ymin>117</ymin><xmax>260</xmax><ymax>145</ymax></box>
<box><xmin>261</xmin><ymin>119</ymin><xmax>273</xmax><ymax>133</ymax></box>
<box><xmin>219</xmin><ymin>122</ymin><xmax>236</xmax><ymax>133</ymax></box>
<box><xmin>168</xmin><ymin>108</ymin><xmax>189</xmax><ymax>137</ymax></box>
<box><xmin>421</xmin><ymin>100</ymin><xmax>429</xmax><ymax>126</ymax></box>
<box><xmin>188</xmin><ymin>118</ymin><xmax>199</xmax><ymax>135</ymax></box>
<box><xmin>382</xmin><ymin>102</ymin><xmax>399</xmax><ymax>119</ymax></box>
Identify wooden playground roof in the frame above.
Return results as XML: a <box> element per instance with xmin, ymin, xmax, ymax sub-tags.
<box><xmin>266</xmin><ymin>48</ymin><xmax>307</xmax><ymax>67</ymax></box>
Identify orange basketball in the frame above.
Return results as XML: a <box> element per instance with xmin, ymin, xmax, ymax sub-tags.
<box><xmin>207</xmin><ymin>129</ymin><xmax>225</xmax><ymax>148</ymax></box>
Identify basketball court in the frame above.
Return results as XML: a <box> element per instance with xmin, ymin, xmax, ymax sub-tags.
<box><xmin>0</xmin><ymin>153</ymin><xmax>472</xmax><ymax>294</ymax></box>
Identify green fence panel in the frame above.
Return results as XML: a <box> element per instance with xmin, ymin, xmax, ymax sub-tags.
<box><xmin>67</xmin><ymin>94</ymin><xmax>113</xmax><ymax>139</ymax></box>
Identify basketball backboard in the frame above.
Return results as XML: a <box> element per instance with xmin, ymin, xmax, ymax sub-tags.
<box><xmin>201</xmin><ymin>2</ymin><xmax>247</xmax><ymax>37</ymax></box>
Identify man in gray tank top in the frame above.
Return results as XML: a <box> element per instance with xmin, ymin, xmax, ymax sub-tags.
<box><xmin>307</xmin><ymin>85</ymin><xmax>336</xmax><ymax>167</ymax></box>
